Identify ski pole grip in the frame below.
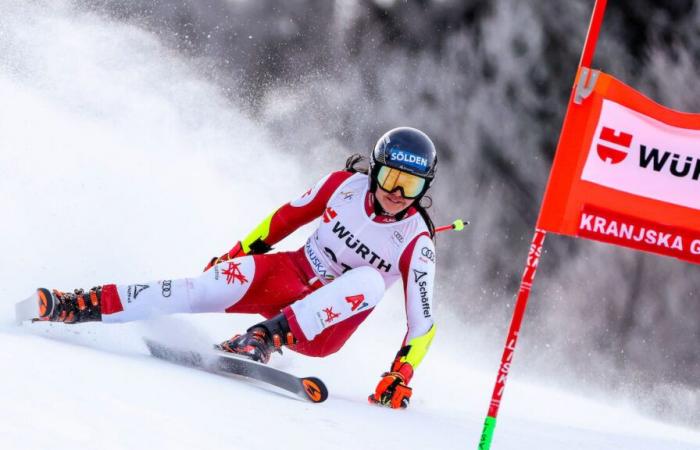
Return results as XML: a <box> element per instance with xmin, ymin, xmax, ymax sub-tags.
<box><xmin>435</xmin><ymin>219</ymin><xmax>468</xmax><ymax>234</ymax></box>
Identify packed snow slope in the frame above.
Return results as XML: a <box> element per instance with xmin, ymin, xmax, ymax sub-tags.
<box><xmin>1</xmin><ymin>2</ymin><xmax>699</xmax><ymax>449</ymax></box>
<box><xmin>2</xmin><ymin>316</ymin><xmax>700</xmax><ymax>450</ymax></box>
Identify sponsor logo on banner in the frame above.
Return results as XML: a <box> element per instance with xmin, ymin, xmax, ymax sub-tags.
<box><xmin>581</xmin><ymin>99</ymin><xmax>700</xmax><ymax>211</ymax></box>
<box><xmin>596</xmin><ymin>127</ymin><xmax>633</xmax><ymax>164</ymax></box>
<box><xmin>578</xmin><ymin>204</ymin><xmax>700</xmax><ymax>264</ymax></box>
<box><xmin>222</xmin><ymin>262</ymin><xmax>248</xmax><ymax>285</ymax></box>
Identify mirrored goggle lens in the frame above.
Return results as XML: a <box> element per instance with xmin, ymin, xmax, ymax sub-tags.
<box><xmin>376</xmin><ymin>166</ymin><xmax>426</xmax><ymax>199</ymax></box>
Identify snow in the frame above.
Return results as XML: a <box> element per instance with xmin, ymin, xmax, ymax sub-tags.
<box><xmin>1</xmin><ymin>315</ymin><xmax>699</xmax><ymax>450</ymax></box>
<box><xmin>1</xmin><ymin>1</ymin><xmax>699</xmax><ymax>449</ymax></box>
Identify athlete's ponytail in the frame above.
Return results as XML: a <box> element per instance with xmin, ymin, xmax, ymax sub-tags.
<box><xmin>345</xmin><ymin>153</ymin><xmax>368</xmax><ymax>174</ymax></box>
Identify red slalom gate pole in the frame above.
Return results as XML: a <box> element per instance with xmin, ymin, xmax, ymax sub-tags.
<box><xmin>579</xmin><ymin>0</ymin><xmax>608</xmax><ymax>68</ymax></box>
<box><xmin>477</xmin><ymin>229</ymin><xmax>546</xmax><ymax>449</ymax></box>
<box><xmin>476</xmin><ymin>1</ymin><xmax>607</xmax><ymax>448</ymax></box>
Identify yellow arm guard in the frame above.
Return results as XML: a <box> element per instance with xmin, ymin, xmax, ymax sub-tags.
<box><xmin>240</xmin><ymin>211</ymin><xmax>276</xmax><ymax>254</ymax></box>
<box><xmin>399</xmin><ymin>324</ymin><xmax>436</xmax><ymax>368</ymax></box>
<box><xmin>390</xmin><ymin>325</ymin><xmax>436</xmax><ymax>384</ymax></box>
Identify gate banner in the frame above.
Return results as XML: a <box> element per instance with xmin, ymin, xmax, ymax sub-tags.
<box><xmin>538</xmin><ymin>69</ymin><xmax>700</xmax><ymax>264</ymax></box>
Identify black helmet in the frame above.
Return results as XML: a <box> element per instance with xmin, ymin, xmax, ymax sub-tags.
<box><xmin>369</xmin><ymin>127</ymin><xmax>437</xmax><ymax>200</ymax></box>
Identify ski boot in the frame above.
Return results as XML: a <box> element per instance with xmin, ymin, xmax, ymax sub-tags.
<box><xmin>217</xmin><ymin>313</ymin><xmax>296</xmax><ymax>364</ymax></box>
<box><xmin>36</xmin><ymin>287</ymin><xmax>102</xmax><ymax>323</ymax></box>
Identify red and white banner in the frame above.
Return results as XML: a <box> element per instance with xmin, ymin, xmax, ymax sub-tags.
<box><xmin>538</xmin><ymin>69</ymin><xmax>700</xmax><ymax>264</ymax></box>
<box><xmin>582</xmin><ymin>100</ymin><xmax>700</xmax><ymax>210</ymax></box>
<box><xmin>579</xmin><ymin>204</ymin><xmax>700</xmax><ymax>264</ymax></box>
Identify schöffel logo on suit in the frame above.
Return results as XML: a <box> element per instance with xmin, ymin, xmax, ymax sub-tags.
<box><xmin>413</xmin><ymin>270</ymin><xmax>431</xmax><ymax>318</ymax></box>
<box><xmin>388</xmin><ymin>149</ymin><xmax>428</xmax><ymax>171</ymax></box>
<box><xmin>581</xmin><ymin>99</ymin><xmax>700</xmax><ymax>211</ymax></box>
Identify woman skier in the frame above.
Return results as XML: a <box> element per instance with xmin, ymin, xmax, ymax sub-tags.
<box><xmin>35</xmin><ymin>127</ymin><xmax>438</xmax><ymax>409</ymax></box>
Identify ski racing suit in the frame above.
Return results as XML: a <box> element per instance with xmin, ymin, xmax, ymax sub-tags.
<box><xmin>98</xmin><ymin>171</ymin><xmax>436</xmax><ymax>376</ymax></box>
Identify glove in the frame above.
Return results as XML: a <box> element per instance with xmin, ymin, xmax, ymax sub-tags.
<box><xmin>203</xmin><ymin>242</ymin><xmax>245</xmax><ymax>272</ymax></box>
<box><xmin>369</xmin><ymin>358</ymin><xmax>414</xmax><ymax>409</ymax></box>
<box><xmin>369</xmin><ymin>371</ymin><xmax>412</xmax><ymax>409</ymax></box>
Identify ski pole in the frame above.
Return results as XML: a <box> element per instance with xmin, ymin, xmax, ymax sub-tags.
<box><xmin>435</xmin><ymin>219</ymin><xmax>468</xmax><ymax>234</ymax></box>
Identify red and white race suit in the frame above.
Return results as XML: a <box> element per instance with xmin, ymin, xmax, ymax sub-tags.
<box><xmin>99</xmin><ymin>171</ymin><xmax>436</xmax><ymax>372</ymax></box>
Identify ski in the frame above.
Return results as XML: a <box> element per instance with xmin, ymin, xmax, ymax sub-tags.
<box><xmin>144</xmin><ymin>339</ymin><xmax>328</xmax><ymax>403</ymax></box>
<box><xmin>15</xmin><ymin>290</ymin><xmax>43</xmax><ymax>324</ymax></box>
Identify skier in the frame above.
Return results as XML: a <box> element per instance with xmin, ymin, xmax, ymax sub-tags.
<box><xmin>35</xmin><ymin>127</ymin><xmax>438</xmax><ymax>409</ymax></box>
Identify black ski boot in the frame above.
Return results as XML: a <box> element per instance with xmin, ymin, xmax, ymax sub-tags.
<box><xmin>37</xmin><ymin>287</ymin><xmax>102</xmax><ymax>323</ymax></box>
<box><xmin>218</xmin><ymin>313</ymin><xmax>296</xmax><ymax>364</ymax></box>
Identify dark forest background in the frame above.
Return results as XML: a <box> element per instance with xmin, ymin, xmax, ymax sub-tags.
<box><xmin>82</xmin><ymin>0</ymin><xmax>699</xmax><ymax>425</ymax></box>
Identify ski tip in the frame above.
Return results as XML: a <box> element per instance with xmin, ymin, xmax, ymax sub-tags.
<box><xmin>301</xmin><ymin>377</ymin><xmax>328</xmax><ymax>403</ymax></box>
<box><xmin>15</xmin><ymin>289</ymin><xmax>49</xmax><ymax>325</ymax></box>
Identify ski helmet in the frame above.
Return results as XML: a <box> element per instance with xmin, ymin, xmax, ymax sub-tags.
<box><xmin>369</xmin><ymin>127</ymin><xmax>437</xmax><ymax>200</ymax></box>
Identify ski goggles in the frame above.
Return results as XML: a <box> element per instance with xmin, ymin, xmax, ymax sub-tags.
<box><xmin>375</xmin><ymin>165</ymin><xmax>427</xmax><ymax>199</ymax></box>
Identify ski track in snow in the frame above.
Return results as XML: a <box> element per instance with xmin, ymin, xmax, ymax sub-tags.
<box><xmin>1</xmin><ymin>1</ymin><xmax>699</xmax><ymax>449</ymax></box>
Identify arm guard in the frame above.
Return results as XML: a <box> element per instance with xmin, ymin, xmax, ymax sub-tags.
<box><xmin>240</xmin><ymin>211</ymin><xmax>275</xmax><ymax>254</ymax></box>
<box><xmin>391</xmin><ymin>325</ymin><xmax>436</xmax><ymax>384</ymax></box>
